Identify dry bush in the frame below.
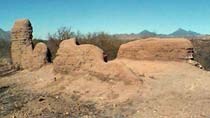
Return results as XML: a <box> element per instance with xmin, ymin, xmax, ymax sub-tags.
<box><xmin>47</xmin><ymin>38</ymin><xmax>62</xmax><ymax>60</ymax></box>
<box><xmin>48</xmin><ymin>27</ymin><xmax>75</xmax><ymax>40</ymax></box>
<box><xmin>190</xmin><ymin>38</ymin><xmax>210</xmax><ymax>70</ymax></box>
<box><xmin>46</xmin><ymin>28</ymin><xmax>132</xmax><ymax>61</ymax></box>
<box><xmin>0</xmin><ymin>39</ymin><xmax>11</xmax><ymax>61</ymax></box>
<box><xmin>77</xmin><ymin>32</ymin><xmax>130</xmax><ymax>60</ymax></box>
<box><xmin>46</xmin><ymin>27</ymin><xmax>75</xmax><ymax>60</ymax></box>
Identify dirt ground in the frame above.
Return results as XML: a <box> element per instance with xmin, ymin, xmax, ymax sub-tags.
<box><xmin>1</xmin><ymin>60</ymin><xmax>210</xmax><ymax>118</ymax></box>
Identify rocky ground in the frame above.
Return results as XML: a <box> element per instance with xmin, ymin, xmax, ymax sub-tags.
<box><xmin>1</xmin><ymin>60</ymin><xmax>210</xmax><ymax>118</ymax></box>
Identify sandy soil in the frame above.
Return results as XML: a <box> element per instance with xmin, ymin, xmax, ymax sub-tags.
<box><xmin>1</xmin><ymin>60</ymin><xmax>210</xmax><ymax>118</ymax></box>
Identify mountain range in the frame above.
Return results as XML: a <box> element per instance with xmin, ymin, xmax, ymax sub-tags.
<box><xmin>0</xmin><ymin>28</ymin><xmax>203</xmax><ymax>41</ymax></box>
<box><xmin>169</xmin><ymin>28</ymin><xmax>201</xmax><ymax>37</ymax></box>
<box><xmin>0</xmin><ymin>28</ymin><xmax>10</xmax><ymax>40</ymax></box>
<box><xmin>115</xmin><ymin>28</ymin><xmax>202</xmax><ymax>40</ymax></box>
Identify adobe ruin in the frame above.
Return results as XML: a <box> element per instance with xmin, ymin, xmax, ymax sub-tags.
<box><xmin>10</xmin><ymin>19</ymin><xmax>48</xmax><ymax>70</ymax></box>
<box><xmin>10</xmin><ymin>19</ymin><xmax>202</xmax><ymax>75</ymax></box>
<box><xmin>11</xmin><ymin>19</ymin><xmax>33</xmax><ymax>69</ymax></box>
<box><xmin>53</xmin><ymin>38</ymin><xmax>140</xmax><ymax>84</ymax></box>
<box><xmin>117</xmin><ymin>38</ymin><xmax>194</xmax><ymax>61</ymax></box>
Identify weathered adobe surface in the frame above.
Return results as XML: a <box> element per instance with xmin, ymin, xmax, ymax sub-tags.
<box><xmin>117</xmin><ymin>38</ymin><xmax>194</xmax><ymax>61</ymax></box>
<box><xmin>10</xmin><ymin>19</ymin><xmax>48</xmax><ymax>70</ymax></box>
<box><xmin>11</xmin><ymin>19</ymin><xmax>33</xmax><ymax>69</ymax></box>
<box><xmin>53</xmin><ymin>39</ymin><xmax>141</xmax><ymax>84</ymax></box>
<box><xmin>31</xmin><ymin>42</ymin><xmax>48</xmax><ymax>70</ymax></box>
<box><xmin>53</xmin><ymin>37</ymin><xmax>202</xmax><ymax>84</ymax></box>
<box><xmin>53</xmin><ymin>38</ymin><xmax>104</xmax><ymax>73</ymax></box>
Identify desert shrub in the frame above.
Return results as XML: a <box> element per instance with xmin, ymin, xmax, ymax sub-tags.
<box><xmin>77</xmin><ymin>32</ymin><xmax>130</xmax><ymax>60</ymax></box>
<box><xmin>46</xmin><ymin>27</ymin><xmax>75</xmax><ymax>60</ymax></box>
<box><xmin>32</xmin><ymin>38</ymin><xmax>47</xmax><ymax>45</ymax></box>
<box><xmin>47</xmin><ymin>38</ymin><xmax>62</xmax><ymax>60</ymax></box>
<box><xmin>190</xmin><ymin>38</ymin><xmax>210</xmax><ymax>70</ymax></box>
<box><xmin>0</xmin><ymin>39</ymin><xmax>10</xmax><ymax>59</ymax></box>
<box><xmin>46</xmin><ymin>27</ymin><xmax>133</xmax><ymax>61</ymax></box>
<box><xmin>48</xmin><ymin>27</ymin><xmax>75</xmax><ymax>40</ymax></box>
<box><xmin>32</xmin><ymin>38</ymin><xmax>52</xmax><ymax>63</ymax></box>
<box><xmin>32</xmin><ymin>38</ymin><xmax>47</xmax><ymax>50</ymax></box>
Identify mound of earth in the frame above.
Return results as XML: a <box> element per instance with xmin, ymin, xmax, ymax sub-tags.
<box><xmin>1</xmin><ymin>60</ymin><xmax>210</xmax><ymax>118</ymax></box>
<box><xmin>53</xmin><ymin>38</ymin><xmax>142</xmax><ymax>84</ymax></box>
<box><xmin>117</xmin><ymin>38</ymin><xmax>193</xmax><ymax>61</ymax></box>
<box><xmin>53</xmin><ymin>39</ymin><xmax>105</xmax><ymax>74</ymax></box>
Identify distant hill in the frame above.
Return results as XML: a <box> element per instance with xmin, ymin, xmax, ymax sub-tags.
<box><xmin>138</xmin><ymin>30</ymin><xmax>157</xmax><ymax>37</ymax></box>
<box><xmin>115</xmin><ymin>29</ymin><xmax>201</xmax><ymax>40</ymax></box>
<box><xmin>0</xmin><ymin>28</ymin><xmax>10</xmax><ymax>40</ymax></box>
<box><xmin>169</xmin><ymin>28</ymin><xmax>200</xmax><ymax>37</ymax></box>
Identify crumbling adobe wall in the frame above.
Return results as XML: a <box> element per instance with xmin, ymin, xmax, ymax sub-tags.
<box><xmin>53</xmin><ymin>38</ymin><xmax>199</xmax><ymax>83</ymax></box>
<box><xmin>10</xmin><ymin>19</ymin><xmax>48</xmax><ymax>70</ymax></box>
<box><xmin>31</xmin><ymin>42</ymin><xmax>48</xmax><ymax>70</ymax></box>
<box><xmin>53</xmin><ymin>39</ymin><xmax>105</xmax><ymax>73</ymax></box>
<box><xmin>117</xmin><ymin>38</ymin><xmax>194</xmax><ymax>61</ymax></box>
<box><xmin>11</xmin><ymin>19</ymin><xmax>33</xmax><ymax>69</ymax></box>
<box><xmin>53</xmin><ymin>38</ymin><xmax>140</xmax><ymax>84</ymax></box>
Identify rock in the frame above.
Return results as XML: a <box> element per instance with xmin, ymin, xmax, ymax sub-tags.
<box><xmin>10</xmin><ymin>19</ymin><xmax>33</xmax><ymax>69</ymax></box>
<box><xmin>117</xmin><ymin>38</ymin><xmax>194</xmax><ymax>61</ymax></box>
<box><xmin>187</xmin><ymin>60</ymin><xmax>203</xmax><ymax>69</ymax></box>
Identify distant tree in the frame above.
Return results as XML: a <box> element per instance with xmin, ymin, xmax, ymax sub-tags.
<box><xmin>0</xmin><ymin>39</ymin><xmax>10</xmax><ymax>59</ymax></box>
<box><xmin>48</xmin><ymin>27</ymin><xmax>75</xmax><ymax>40</ymax></box>
<box><xmin>46</xmin><ymin>28</ymin><xmax>131</xmax><ymax>61</ymax></box>
<box><xmin>47</xmin><ymin>38</ymin><xmax>62</xmax><ymax>60</ymax></box>
<box><xmin>46</xmin><ymin>27</ymin><xmax>76</xmax><ymax>60</ymax></box>
<box><xmin>32</xmin><ymin>38</ymin><xmax>47</xmax><ymax>49</ymax></box>
<box><xmin>77</xmin><ymin>32</ymin><xmax>130</xmax><ymax>60</ymax></box>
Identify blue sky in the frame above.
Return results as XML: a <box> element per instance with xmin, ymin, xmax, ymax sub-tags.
<box><xmin>0</xmin><ymin>0</ymin><xmax>210</xmax><ymax>38</ymax></box>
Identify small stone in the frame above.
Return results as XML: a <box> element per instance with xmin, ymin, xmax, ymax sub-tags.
<box><xmin>12</xmin><ymin>116</ymin><xmax>17</xmax><ymax>118</ymax></box>
<box><xmin>65</xmin><ymin>112</ymin><xmax>69</xmax><ymax>115</ymax></box>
